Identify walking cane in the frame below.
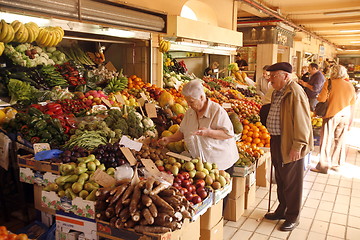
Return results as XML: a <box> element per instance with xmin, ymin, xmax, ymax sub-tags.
<box><xmin>268</xmin><ymin>163</ymin><xmax>273</xmax><ymax>212</ymax></box>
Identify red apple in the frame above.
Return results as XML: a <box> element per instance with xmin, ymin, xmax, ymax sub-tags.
<box><xmin>197</xmin><ymin>190</ymin><xmax>208</xmax><ymax>199</ymax></box>
<box><xmin>182</xmin><ymin>172</ymin><xmax>190</xmax><ymax>180</ymax></box>
<box><xmin>187</xmin><ymin>184</ymin><xmax>195</xmax><ymax>193</ymax></box>
<box><xmin>174</xmin><ymin>177</ymin><xmax>182</xmax><ymax>184</ymax></box>
<box><xmin>192</xmin><ymin>195</ymin><xmax>202</xmax><ymax>204</ymax></box>
<box><xmin>173</xmin><ymin>182</ymin><xmax>180</xmax><ymax>188</ymax></box>
<box><xmin>181</xmin><ymin>180</ymin><xmax>191</xmax><ymax>188</ymax></box>
<box><xmin>158</xmin><ymin>166</ymin><xmax>165</xmax><ymax>171</ymax></box>
<box><xmin>196</xmin><ymin>187</ymin><xmax>205</xmax><ymax>195</ymax></box>
<box><xmin>177</xmin><ymin>174</ymin><xmax>184</xmax><ymax>181</ymax></box>
<box><xmin>195</xmin><ymin>179</ymin><xmax>205</xmax><ymax>188</ymax></box>
<box><xmin>184</xmin><ymin>192</ymin><xmax>193</xmax><ymax>201</ymax></box>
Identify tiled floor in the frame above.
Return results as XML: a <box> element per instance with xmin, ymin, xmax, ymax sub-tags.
<box><xmin>223</xmin><ymin>99</ymin><xmax>360</xmax><ymax>239</ymax></box>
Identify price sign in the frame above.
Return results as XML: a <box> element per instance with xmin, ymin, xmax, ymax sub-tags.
<box><xmin>137</xmin><ymin>98</ymin><xmax>145</xmax><ymax>107</ymax></box>
<box><xmin>105</xmin><ymin>61</ymin><xmax>117</xmax><ymax>72</ymax></box>
<box><xmin>222</xmin><ymin>103</ymin><xmax>232</xmax><ymax>109</ymax></box>
<box><xmin>166</xmin><ymin>152</ymin><xmax>192</xmax><ymax>161</ymax></box>
<box><xmin>145</xmin><ymin>103</ymin><xmax>157</xmax><ymax>118</ymax></box>
<box><xmin>120</xmin><ymin>136</ymin><xmax>143</xmax><ymax>151</ymax></box>
<box><xmin>33</xmin><ymin>143</ymin><xmax>51</xmax><ymax>154</ymax></box>
<box><xmin>91</xmin><ymin>169</ymin><xmax>116</xmax><ymax>187</ymax></box>
<box><xmin>120</xmin><ymin>147</ymin><xmax>137</xmax><ymax>166</ymax></box>
<box><xmin>101</xmin><ymin>97</ymin><xmax>112</xmax><ymax>108</ymax></box>
<box><xmin>140</xmin><ymin>92</ymin><xmax>148</xmax><ymax>102</ymax></box>
<box><xmin>115</xmin><ymin>94</ymin><xmax>125</xmax><ymax>105</ymax></box>
<box><xmin>141</xmin><ymin>158</ymin><xmax>161</xmax><ymax>176</ymax></box>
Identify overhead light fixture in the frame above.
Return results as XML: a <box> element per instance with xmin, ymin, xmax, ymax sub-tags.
<box><xmin>334</xmin><ymin>21</ymin><xmax>360</xmax><ymax>25</ymax></box>
<box><xmin>101</xmin><ymin>27</ymin><xmax>135</xmax><ymax>38</ymax></box>
<box><xmin>336</xmin><ymin>48</ymin><xmax>344</xmax><ymax>51</ymax></box>
<box><xmin>324</xmin><ymin>10</ymin><xmax>360</xmax><ymax>16</ymax></box>
<box><xmin>175</xmin><ymin>41</ymin><xmax>209</xmax><ymax>48</ymax></box>
<box><xmin>0</xmin><ymin>12</ymin><xmax>50</xmax><ymax>25</ymax></box>
<box><xmin>339</xmin><ymin>30</ymin><xmax>360</xmax><ymax>33</ymax></box>
<box><xmin>344</xmin><ymin>49</ymin><xmax>360</xmax><ymax>52</ymax></box>
<box><xmin>350</xmin><ymin>41</ymin><xmax>360</xmax><ymax>43</ymax></box>
<box><xmin>213</xmin><ymin>46</ymin><xmax>237</xmax><ymax>51</ymax></box>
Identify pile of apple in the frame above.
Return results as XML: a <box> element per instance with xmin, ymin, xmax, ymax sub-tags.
<box><xmin>155</xmin><ymin>156</ymin><xmax>231</xmax><ymax>204</ymax></box>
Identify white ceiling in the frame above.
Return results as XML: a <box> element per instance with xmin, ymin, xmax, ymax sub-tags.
<box><xmin>237</xmin><ymin>0</ymin><xmax>360</xmax><ymax>51</ymax></box>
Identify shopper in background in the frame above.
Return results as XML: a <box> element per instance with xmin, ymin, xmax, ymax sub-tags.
<box><xmin>300</xmin><ymin>66</ymin><xmax>310</xmax><ymax>83</ymax></box>
<box><xmin>256</xmin><ymin>65</ymin><xmax>270</xmax><ymax>97</ymax></box>
<box><xmin>203</xmin><ymin>61</ymin><xmax>226</xmax><ymax>78</ymax></box>
<box><xmin>298</xmin><ymin>63</ymin><xmax>326</xmax><ymax>111</ymax></box>
<box><xmin>235</xmin><ymin>53</ymin><xmax>248</xmax><ymax>70</ymax></box>
<box><xmin>158</xmin><ymin>79</ymin><xmax>238</xmax><ymax>171</ymax></box>
<box><xmin>264</xmin><ymin>62</ymin><xmax>313</xmax><ymax>231</ymax></box>
<box><xmin>256</xmin><ymin>65</ymin><xmax>273</xmax><ymax>126</ymax></box>
<box><xmin>311</xmin><ymin>65</ymin><xmax>356</xmax><ymax>174</ymax></box>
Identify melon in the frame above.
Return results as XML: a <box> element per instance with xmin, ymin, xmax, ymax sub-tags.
<box><xmin>158</xmin><ymin>91</ymin><xmax>174</xmax><ymax>108</ymax></box>
<box><xmin>171</xmin><ymin>103</ymin><xmax>185</xmax><ymax>115</ymax></box>
<box><xmin>229</xmin><ymin>112</ymin><xmax>243</xmax><ymax>134</ymax></box>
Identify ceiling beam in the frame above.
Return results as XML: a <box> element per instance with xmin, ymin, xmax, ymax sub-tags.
<box><xmin>237</xmin><ymin>0</ymin><xmax>337</xmax><ymax>47</ymax></box>
<box><xmin>278</xmin><ymin>2</ymin><xmax>360</xmax><ymax>14</ymax></box>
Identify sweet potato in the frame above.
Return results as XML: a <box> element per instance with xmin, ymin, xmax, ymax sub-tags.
<box><xmin>110</xmin><ymin>182</ymin><xmax>130</xmax><ymax>206</ymax></box>
<box><xmin>148</xmin><ymin>203</ymin><xmax>158</xmax><ymax>218</ymax></box>
<box><xmin>96</xmin><ymin>212</ymin><xmax>108</xmax><ymax>221</ymax></box>
<box><xmin>144</xmin><ymin>177</ymin><xmax>155</xmax><ymax>195</ymax></box>
<box><xmin>181</xmin><ymin>209</ymin><xmax>192</xmax><ymax>219</ymax></box>
<box><xmin>95</xmin><ymin>200</ymin><xmax>107</xmax><ymax>211</ymax></box>
<box><xmin>134</xmin><ymin>225</ymin><xmax>171</xmax><ymax>234</ymax></box>
<box><xmin>122</xmin><ymin>198</ymin><xmax>131</xmax><ymax>206</ymax></box>
<box><xmin>142</xmin><ymin>208</ymin><xmax>154</xmax><ymax>225</ymax></box>
<box><xmin>150</xmin><ymin>183</ymin><xmax>168</xmax><ymax>196</ymax></box>
<box><xmin>162</xmin><ymin>221</ymin><xmax>181</xmax><ymax>231</ymax></box>
<box><xmin>150</xmin><ymin>194</ymin><xmax>174</xmax><ymax>212</ymax></box>
<box><xmin>154</xmin><ymin>213</ymin><xmax>172</xmax><ymax>225</ymax></box>
<box><xmin>132</xmin><ymin>211</ymin><xmax>141</xmax><ymax>222</ymax></box>
<box><xmin>124</xmin><ymin>219</ymin><xmax>135</xmax><ymax>228</ymax></box>
<box><xmin>141</xmin><ymin>194</ymin><xmax>152</xmax><ymax>207</ymax></box>
<box><xmin>96</xmin><ymin>187</ymin><xmax>113</xmax><ymax>201</ymax></box>
<box><xmin>105</xmin><ymin>206</ymin><xmax>115</xmax><ymax>219</ymax></box>
<box><xmin>159</xmin><ymin>188</ymin><xmax>176</xmax><ymax>197</ymax></box>
<box><xmin>115</xmin><ymin>178</ymin><xmax>131</xmax><ymax>186</ymax></box>
<box><xmin>119</xmin><ymin>208</ymin><xmax>130</xmax><ymax>222</ymax></box>
<box><xmin>173</xmin><ymin>211</ymin><xmax>183</xmax><ymax>221</ymax></box>
<box><xmin>162</xmin><ymin>196</ymin><xmax>181</xmax><ymax>208</ymax></box>
<box><xmin>121</xmin><ymin>183</ymin><xmax>135</xmax><ymax>204</ymax></box>
<box><xmin>129</xmin><ymin>181</ymin><xmax>145</xmax><ymax>215</ymax></box>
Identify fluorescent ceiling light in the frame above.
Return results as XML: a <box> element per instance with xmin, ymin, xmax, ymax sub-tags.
<box><xmin>324</xmin><ymin>10</ymin><xmax>360</xmax><ymax>16</ymax></box>
<box><xmin>101</xmin><ymin>28</ymin><xmax>135</xmax><ymax>38</ymax></box>
<box><xmin>334</xmin><ymin>21</ymin><xmax>360</xmax><ymax>25</ymax></box>
<box><xmin>337</xmin><ymin>48</ymin><xmax>344</xmax><ymax>51</ymax></box>
<box><xmin>350</xmin><ymin>41</ymin><xmax>360</xmax><ymax>43</ymax></box>
<box><xmin>339</xmin><ymin>30</ymin><xmax>360</xmax><ymax>33</ymax></box>
<box><xmin>176</xmin><ymin>41</ymin><xmax>209</xmax><ymax>48</ymax></box>
<box><xmin>0</xmin><ymin>12</ymin><xmax>50</xmax><ymax>25</ymax></box>
<box><xmin>344</xmin><ymin>49</ymin><xmax>360</xmax><ymax>51</ymax></box>
<box><xmin>213</xmin><ymin>46</ymin><xmax>237</xmax><ymax>51</ymax></box>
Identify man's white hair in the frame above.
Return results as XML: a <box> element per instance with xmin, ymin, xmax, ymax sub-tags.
<box><xmin>181</xmin><ymin>79</ymin><xmax>205</xmax><ymax>99</ymax></box>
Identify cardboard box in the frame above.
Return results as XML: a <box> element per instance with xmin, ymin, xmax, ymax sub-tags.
<box><xmin>180</xmin><ymin>218</ymin><xmax>200</xmax><ymax>240</ymax></box>
<box><xmin>56</xmin><ymin>211</ymin><xmax>97</xmax><ymax>240</ymax></box>
<box><xmin>18</xmin><ymin>154</ymin><xmax>61</xmax><ymax>174</ymax></box>
<box><xmin>246</xmin><ymin>171</ymin><xmax>256</xmax><ymax>187</ymax></box>
<box><xmin>34</xmin><ymin>185</ymin><xmax>56</xmax><ymax>216</ymax></box>
<box><xmin>191</xmin><ymin>190</ymin><xmax>213</xmax><ymax>221</ymax></box>
<box><xmin>200</xmin><ymin>217</ymin><xmax>223</xmax><ymax>240</ymax></box>
<box><xmin>245</xmin><ymin>182</ymin><xmax>256</xmax><ymax>209</ymax></box>
<box><xmin>19</xmin><ymin>167</ymin><xmax>35</xmax><ymax>184</ymax></box>
<box><xmin>256</xmin><ymin>161</ymin><xmax>268</xmax><ymax>187</ymax></box>
<box><xmin>231</xmin><ymin>163</ymin><xmax>255</xmax><ymax>177</ymax></box>
<box><xmin>97</xmin><ymin>219</ymin><xmax>187</xmax><ymax>240</ymax></box>
<box><xmin>20</xmin><ymin>167</ymin><xmax>58</xmax><ymax>186</ymax></box>
<box><xmin>228</xmin><ymin>177</ymin><xmax>245</xmax><ymax>200</ymax></box>
<box><xmin>223</xmin><ymin>195</ymin><xmax>244</xmax><ymax>221</ymax></box>
<box><xmin>56</xmin><ymin>230</ymin><xmax>81</xmax><ymax>240</ymax></box>
<box><xmin>41</xmin><ymin>190</ymin><xmax>96</xmax><ymax>219</ymax></box>
<box><xmin>200</xmin><ymin>200</ymin><xmax>223</xmax><ymax>230</ymax></box>
<box><xmin>212</xmin><ymin>181</ymin><xmax>232</xmax><ymax>205</ymax></box>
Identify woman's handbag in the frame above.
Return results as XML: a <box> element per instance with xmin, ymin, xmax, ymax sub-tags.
<box><xmin>315</xmin><ymin>79</ymin><xmax>331</xmax><ymax>117</ymax></box>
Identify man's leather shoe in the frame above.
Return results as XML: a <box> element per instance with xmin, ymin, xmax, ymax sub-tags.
<box><xmin>280</xmin><ymin>220</ymin><xmax>299</xmax><ymax>231</ymax></box>
<box><xmin>264</xmin><ymin>212</ymin><xmax>285</xmax><ymax>220</ymax></box>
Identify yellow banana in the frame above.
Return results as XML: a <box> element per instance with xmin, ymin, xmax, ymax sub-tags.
<box><xmin>19</xmin><ymin>26</ymin><xmax>29</xmax><ymax>43</ymax></box>
<box><xmin>52</xmin><ymin>30</ymin><xmax>61</xmax><ymax>46</ymax></box>
<box><xmin>164</xmin><ymin>41</ymin><xmax>170</xmax><ymax>52</ymax></box>
<box><xmin>26</xmin><ymin>25</ymin><xmax>34</xmax><ymax>43</ymax></box>
<box><xmin>43</xmin><ymin>31</ymin><xmax>54</xmax><ymax>46</ymax></box>
<box><xmin>0</xmin><ymin>20</ymin><xmax>9</xmax><ymax>42</ymax></box>
<box><xmin>14</xmin><ymin>24</ymin><xmax>25</xmax><ymax>42</ymax></box>
<box><xmin>47</xmin><ymin>33</ymin><xmax>56</xmax><ymax>47</ymax></box>
<box><xmin>10</xmin><ymin>20</ymin><xmax>22</xmax><ymax>33</ymax></box>
<box><xmin>0</xmin><ymin>42</ymin><xmax>4</xmax><ymax>56</ymax></box>
<box><xmin>3</xmin><ymin>24</ymin><xmax>14</xmax><ymax>43</ymax></box>
<box><xmin>36</xmin><ymin>28</ymin><xmax>47</xmax><ymax>45</ymax></box>
<box><xmin>54</xmin><ymin>26</ymin><xmax>64</xmax><ymax>38</ymax></box>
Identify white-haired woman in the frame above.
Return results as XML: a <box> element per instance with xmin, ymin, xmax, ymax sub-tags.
<box><xmin>311</xmin><ymin>65</ymin><xmax>356</xmax><ymax>174</ymax></box>
<box><xmin>158</xmin><ymin>79</ymin><xmax>238</xmax><ymax>171</ymax></box>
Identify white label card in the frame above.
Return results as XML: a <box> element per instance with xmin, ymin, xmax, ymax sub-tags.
<box><xmin>140</xmin><ymin>158</ymin><xmax>161</xmax><ymax>176</ymax></box>
<box><xmin>115</xmin><ymin>94</ymin><xmax>125</xmax><ymax>105</ymax></box>
<box><xmin>33</xmin><ymin>143</ymin><xmax>51</xmax><ymax>154</ymax></box>
<box><xmin>137</xmin><ymin>98</ymin><xmax>145</xmax><ymax>107</ymax></box>
<box><xmin>101</xmin><ymin>97</ymin><xmax>112</xmax><ymax>108</ymax></box>
<box><xmin>166</xmin><ymin>152</ymin><xmax>192</xmax><ymax>162</ymax></box>
<box><xmin>119</xmin><ymin>136</ymin><xmax>143</xmax><ymax>151</ymax></box>
<box><xmin>120</xmin><ymin>147</ymin><xmax>137</xmax><ymax>166</ymax></box>
<box><xmin>140</xmin><ymin>92</ymin><xmax>148</xmax><ymax>101</ymax></box>
<box><xmin>222</xmin><ymin>103</ymin><xmax>232</xmax><ymax>109</ymax></box>
<box><xmin>145</xmin><ymin>103</ymin><xmax>157</xmax><ymax>118</ymax></box>
<box><xmin>91</xmin><ymin>169</ymin><xmax>116</xmax><ymax>188</ymax></box>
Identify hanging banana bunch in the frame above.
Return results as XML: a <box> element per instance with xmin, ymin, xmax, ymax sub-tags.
<box><xmin>0</xmin><ymin>42</ymin><xmax>4</xmax><ymax>56</ymax></box>
<box><xmin>159</xmin><ymin>38</ymin><xmax>171</xmax><ymax>53</ymax></box>
<box><xmin>0</xmin><ymin>19</ymin><xmax>15</xmax><ymax>43</ymax></box>
<box><xmin>36</xmin><ymin>26</ymin><xmax>64</xmax><ymax>47</ymax></box>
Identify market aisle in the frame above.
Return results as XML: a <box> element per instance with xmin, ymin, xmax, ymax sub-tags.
<box><xmin>224</xmin><ymin>99</ymin><xmax>360</xmax><ymax>240</ymax></box>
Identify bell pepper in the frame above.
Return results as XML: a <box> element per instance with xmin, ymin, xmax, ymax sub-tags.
<box><xmin>20</xmin><ymin>125</ymin><xmax>29</xmax><ymax>135</ymax></box>
<box><xmin>41</xmin><ymin>130</ymin><xmax>52</xmax><ymax>139</ymax></box>
<box><xmin>28</xmin><ymin>107</ymin><xmax>43</xmax><ymax>117</ymax></box>
<box><xmin>51</xmin><ymin>118</ymin><xmax>63</xmax><ymax>133</ymax></box>
<box><xmin>34</xmin><ymin>120</ymin><xmax>47</xmax><ymax>131</ymax></box>
<box><xmin>28</xmin><ymin>129</ymin><xmax>37</xmax><ymax>137</ymax></box>
<box><xmin>31</xmin><ymin>137</ymin><xmax>41</xmax><ymax>144</ymax></box>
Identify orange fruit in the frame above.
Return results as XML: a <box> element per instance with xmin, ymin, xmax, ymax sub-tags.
<box><xmin>253</xmin><ymin>138</ymin><xmax>261</xmax><ymax>144</ymax></box>
<box><xmin>251</xmin><ymin>143</ymin><xmax>257</xmax><ymax>148</ymax></box>
<box><xmin>247</xmin><ymin>131</ymin><xmax>254</xmax><ymax>137</ymax></box>
<box><xmin>245</xmin><ymin>137</ymin><xmax>252</xmax><ymax>143</ymax></box>
<box><xmin>265</xmin><ymin>143</ymin><xmax>270</xmax><ymax>147</ymax></box>
<box><xmin>252</xmin><ymin>126</ymin><xmax>260</xmax><ymax>132</ymax></box>
<box><xmin>266</xmin><ymin>138</ymin><xmax>271</xmax><ymax>144</ymax></box>
<box><xmin>241</xmin><ymin>134</ymin><xmax>247</xmax><ymax>140</ymax></box>
<box><xmin>253</xmin><ymin>132</ymin><xmax>260</xmax><ymax>138</ymax></box>
<box><xmin>242</xmin><ymin>119</ymin><xmax>249</xmax><ymax>125</ymax></box>
<box><xmin>259</xmin><ymin>125</ymin><xmax>267</xmax><ymax>131</ymax></box>
<box><xmin>249</xmin><ymin>123</ymin><xmax>254</xmax><ymax>127</ymax></box>
<box><xmin>257</xmin><ymin>142</ymin><xmax>264</xmax><ymax>147</ymax></box>
<box><xmin>259</xmin><ymin>149</ymin><xmax>265</xmax><ymax>155</ymax></box>
<box><xmin>242</xmin><ymin>129</ymin><xmax>249</xmax><ymax>135</ymax></box>
<box><xmin>255</xmin><ymin>122</ymin><xmax>262</xmax><ymax>127</ymax></box>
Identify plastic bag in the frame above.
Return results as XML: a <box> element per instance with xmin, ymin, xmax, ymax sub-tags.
<box><xmin>114</xmin><ymin>163</ymin><xmax>134</xmax><ymax>180</ymax></box>
<box><xmin>34</xmin><ymin>149</ymin><xmax>63</xmax><ymax>161</ymax></box>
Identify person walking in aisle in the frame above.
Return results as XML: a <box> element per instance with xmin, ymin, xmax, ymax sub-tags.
<box><xmin>311</xmin><ymin>65</ymin><xmax>356</xmax><ymax>174</ymax></box>
<box><xmin>235</xmin><ymin>53</ymin><xmax>248</xmax><ymax>70</ymax></box>
<box><xmin>298</xmin><ymin>63</ymin><xmax>326</xmax><ymax>111</ymax></box>
<box><xmin>264</xmin><ymin>62</ymin><xmax>313</xmax><ymax>231</ymax></box>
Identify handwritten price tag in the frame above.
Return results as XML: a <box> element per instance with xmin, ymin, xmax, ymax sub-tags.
<box><xmin>222</xmin><ymin>103</ymin><xmax>232</xmax><ymax>109</ymax></box>
<box><xmin>120</xmin><ymin>147</ymin><xmax>137</xmax><ymax>166</ymax></box>
<box><xmin>166</xmin><ymin>152</ymin><xmax>192</xmax><ymax>161</ymax></box>
<box><xmin>101</xmin><ymin>97</ymin><xmax>112</xmax><ymax>108</ymax></box>
<box><xmin>115</xmin><ymin>94</ymin><xmax>125</xmax><ymax>105</ymax></box>
<box><xmin>33</xmin><ymin>143</ymin><xmax>51</xmax><ymax>154</ymax></box>
<box><xmin>91</xmin><ymin>169</ymin><xmax>116</xmax><ymax>187</ymax></box>
<box><xmin>145</xmin><ymin>103</ymin><xmax>157</xmax><ymax>118</ymax></box>
<box><xmin>120</xmin><ymin>136</ymin><xmax>143</xmax><ymax>151</ymax></box>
